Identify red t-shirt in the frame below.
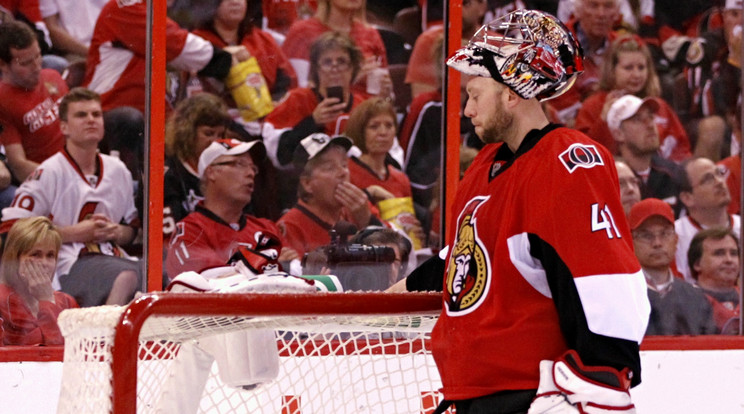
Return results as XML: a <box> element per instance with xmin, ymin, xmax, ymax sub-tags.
<box><xmin>282</xmin><ymin>16</ymin><xmax>387</xmax><ymax>66</ymax></box>
<box><xmin>0</xmin><ymin>284</ymin><xmax>78</xmax><ymax>346</ymax></box>
<box><xmin>0</xmin><ymin>69</ymin><xmax>67</xmax><ymax>164</ymax></box>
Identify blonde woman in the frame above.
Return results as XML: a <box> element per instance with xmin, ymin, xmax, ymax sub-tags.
<box><xmin>0</xmin><ymin>217</ymin><xmax>78</xmax><ymax>346</ymax></box>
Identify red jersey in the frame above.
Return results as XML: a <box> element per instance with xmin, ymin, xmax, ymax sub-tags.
<box><xmin>165</xmin><ymin>203</ymin><xmax>285</xmax><ymax>279</ymax></box>
<box><xmin>348</xmin><ymin>157</ymin><xmax>412</xmax><ymax>199</ymax></box>
<box><xmin>0</xmin><ymin>69</ymin><xmax>67</xmax><ymax>164</ymax></box>
<box><xmin>85</xmin><ymin>1</ymin><xmax>215</xmax><ymax>112</ymax></box>
<box><xmin>282</xmin><ymin>17</ymin><xmax>387</xmax><ymax>65</ymax></box>
<box><xmin>0</xmin><ymin>284</ymin><xmax>78</xmax><ymax>346</ymax></box>
<box><xmin>191</xmin><ymin>26</ymin><xmax>297</xmax><ymax>93</ymax></box>
<box><xmin>433</xmin><ymin>125</ymin><xmax>649</xmax><ymax>399</ymax></box>
<box><xmin>575</xmin><ymin>91</ymin><xmax>692</xmax><ymax>162</ymax></box>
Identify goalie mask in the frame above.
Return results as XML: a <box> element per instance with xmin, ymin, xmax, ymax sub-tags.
<box><xmin>447</xmin><ymin>9</ymin><xmax>584</xmax><ymax>101</ymax></box>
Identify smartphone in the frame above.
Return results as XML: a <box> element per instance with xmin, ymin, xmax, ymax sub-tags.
<box><xmin>326</xmin><ymin>86</ymin><xmax>344</xmax><ymax>103</ymax></box>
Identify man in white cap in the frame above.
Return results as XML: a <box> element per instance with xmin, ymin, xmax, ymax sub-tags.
<box><xmin>396</xmin><ymin>9</ymin><xmax>649</xmax><ymax>414</ymax></box>
<box><xmin>165</xmin><ymin>138</ymin><xmax>298</xmax><ymax>280</ymax></box>
<box><xmin>277</xmin><ymin>133</ymin><xmax>382</xmax><ymax>259</ymax></box>
<box><xmin>607</xmin><ymin>94</ymin><xmax>684</xmax><ymax>214</ymax></box>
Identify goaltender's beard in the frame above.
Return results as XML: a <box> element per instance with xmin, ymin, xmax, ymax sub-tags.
<box><xmin>478</xmin><ymin>104</ymin><xmax>514</xmax><ymax>145</ymax></box>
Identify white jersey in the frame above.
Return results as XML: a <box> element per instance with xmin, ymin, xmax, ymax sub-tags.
<box><xmin>675</xmin><ymin>214</ymin><xmax>741</xmax><ymax>282</ymax></box>
<box><xmin>2</xmin><ymin>150</ymin><xmax>139</xmax><ymax>283</ymax></box>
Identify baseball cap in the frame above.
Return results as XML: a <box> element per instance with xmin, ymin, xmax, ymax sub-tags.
<box><xmin>606</xmin><ymin>95</ymin><xmax>660</xmax><ymax>131</ymax></box>
<box><xmin>198</xmin><ymin>138</ymin><xmax>266</xmax><ymax>178</ymax></box>
<box><xmin>292</xmin><ymin>133</ymin><xmax>352</xmax><ymax>168</ymax></box>
<box><xmin>628</xmin><ymin>198</ymin><xmax>674</xmax><ymax>230</ymax></box>
<box><xmin>726</xmin><ymin>0</ymin><xmax>742</xmax><ymax>10</ymax></box>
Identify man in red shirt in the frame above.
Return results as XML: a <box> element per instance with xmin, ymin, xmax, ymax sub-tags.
<box><xmin>0</xmin><ymin>20</ymin><xmax>67</xmax><ymax>182</ymax></box>
<box><xmin>166</xmin><ymin>139</ymin><xmax>298</xmax><ymax>281</ymax></box>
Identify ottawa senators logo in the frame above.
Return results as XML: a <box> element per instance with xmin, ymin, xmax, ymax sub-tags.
<box><xmin>445</xmin><ymin>196</ymin><xmax>491</xmax><ymax>315</ymax></box>
<box><xmin>559</xmin><ymin>143</ymin><xmax>604</xmax><ymax>173</ymax></box>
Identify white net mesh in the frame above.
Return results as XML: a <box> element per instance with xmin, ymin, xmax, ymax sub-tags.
<box><xmin>56</xmin><ymin>292</ymin><xmax>443</xmax><ymax>414</ymax></box>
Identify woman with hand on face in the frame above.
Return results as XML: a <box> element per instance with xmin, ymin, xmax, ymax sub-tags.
<box><xmin>193</xmin><ymin>0</ymin><xmax>297</xmax><ymax>100</ymax></box>
<box><xmin>575</xmin><ymin>34</ymin><xmax>692</xmax><ymax>162</ymax></box>
<box><xmin>0</xmin><ymin>217</ymin><xmax>78</xmax><ymax>346</ymax></box>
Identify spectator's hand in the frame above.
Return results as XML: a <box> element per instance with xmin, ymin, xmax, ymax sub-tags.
<box><xmin>224</xmin><ymin>45</ymin><xmax>251</xmax><ymax>64</ymax></box>
<box><xmin>377</xmin><ymin>71</ymin><xmax>394</xmax><ymax>100</ymax></box>
<box><xmin>357</xmin><ymin>55</ymin><xmax>382</xmax><ymax>85</ymax></box>
<box><xmin>312</xmin><ymin>97</ymin><xmax>346</xmax><ymax>125</ymax></box>
<box><xmin>89</xmin><ymin>214</ymin><xmax>121</xmax><ymax>243</ymax></box>
<box><xmin>20</xmin><ymin>257</ymin><xmax>55</xmax><ymax>304</ymax></box>
<box><xmin>0</xmin><ymin>161</ymin><xmax>11</xmax><ymax>190</ymax></box>
<box><xmin>335</xmin><ymin>181</ymin><xmax>372</xmax><ymax>228</ymax></box>
<box><xmin>365</xmin><ymin>185</ymin><xmax>394</xmax><ymax>203</ymax></box>
<box><xmin>278</xmin><ymin>247</ymin><xmax>300</xmax><ymax>262</ymax></box>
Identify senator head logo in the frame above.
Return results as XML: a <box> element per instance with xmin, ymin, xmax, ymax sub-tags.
<box><xmin>445</xmin><ymin>196</ymin><xmax>491</xmax><ymax>315</ymax></box>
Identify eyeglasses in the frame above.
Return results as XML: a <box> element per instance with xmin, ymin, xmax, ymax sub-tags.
<box><xmin>211</xmin><ymin>159</ymin><xmax>259</xmax><ymax>175</ymax></box>
<box><xmin>633</xmin><ymin>228</ymin><xmax>676</xmax><ymax>244</ymax></box>
<box><xmin>693</xmin><ymin>166</ymin><xmax>728</xmax><ymax>188</ymax></box>
<box><xmin>318</xmin><ymin>57</ymin><xmax>351</xmax><ymax>72</ymax></box>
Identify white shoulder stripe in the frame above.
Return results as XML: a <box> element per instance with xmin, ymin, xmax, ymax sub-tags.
<box><xmin>87</xmin><ymin>42</ymin><xmax>133</xmax><ymax>95</ymax></box>
<box><xmin>575</xmin><ymin>271</ymin><xmax>650</xmax><ymax>343</ymax></box>
<box><xmin>508</xmin><ymin>233</ymin><xmax>551</xmax><ymax>298</ymax></box>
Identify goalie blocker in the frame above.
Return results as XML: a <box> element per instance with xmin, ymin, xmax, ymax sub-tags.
<box><xmin>528</xmin><ymin>350</ymin><xmax>635</xmax><ymax>414</ymax></box>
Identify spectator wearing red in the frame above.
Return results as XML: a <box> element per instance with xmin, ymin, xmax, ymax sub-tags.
<box><xmin>193</xmin><ymin>0</ymin><xmax>297</xmax><ymax>100</ymax></box>
<box><xmin>0</xmin><ymin>20</ymin><xmax>67</xmax><ymax>182</ymax></box>
<box><xmin>277</xmin><ymin>133</ymin><xmax>383</xmax><ymax>258</ymax></box>
<box><xmin>281</xmin><ymin>0</ymin><xmax>387</xmax><ymax>90</ymax></box>
<box><xmin>166</xmin><ymin>139</ymin><xmax>297</xmax><ymax>280</ymax></box>
<box><xmin>344</xmin><ymin>98</ymin><xmax>411</xmax><ymax>200</ymax></box>
<box><xmin>0</xmin><ymin>217</ymin><xmax>78</xmax><ymax>346</ymax></box>
<box><xmin>84</xmin><ymin>0</ymin><xmax>237</xmax><ymax>114</ymax></box>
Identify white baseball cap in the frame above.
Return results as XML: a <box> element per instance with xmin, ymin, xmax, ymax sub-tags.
<box><xmin>198</xmin><ymin>138</ymin><xmax>266</xmax><ymax>178</ymax></box>
<box><xmin>292</xmin><ymin>133</ymin><xmax>352</xmax><ymax>168</ymax></box>
<box><xmin>726</xmin><ymin>0</ymin><xmax>742</xmax><ymax>10</ymax></box>
<box><xmin>606</xmin><ymin>95</ymin><xmax>660</xmax><ymax>131</ymax></box>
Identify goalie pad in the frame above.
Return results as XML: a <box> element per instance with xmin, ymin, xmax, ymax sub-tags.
<box><xmin>528</xmin><ymin>350</ymin><xmax>635</xmax><ymax>414</ymax></box>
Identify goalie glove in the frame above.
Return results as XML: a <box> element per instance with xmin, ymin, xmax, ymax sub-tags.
<box><xmin>528</xmin><ymin>350</ymin><xmax>635</xmax><ymax>414</ymax></box>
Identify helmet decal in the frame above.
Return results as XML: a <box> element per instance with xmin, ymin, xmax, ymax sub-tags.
<box><xmin>447</xmin><ymin>9</ymin><xmax>584</xmax><ymax>101</ymax></box>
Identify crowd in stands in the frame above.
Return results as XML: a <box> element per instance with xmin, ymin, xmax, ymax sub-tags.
<box><xmin>0</xmin><ymin>0</ymin><xmax>741</xmax><ymax>344</ymax></box>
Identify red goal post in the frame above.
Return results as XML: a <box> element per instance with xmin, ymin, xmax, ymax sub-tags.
<box><xmin>57</xmin><ymin>291</ymin><xmax>444</xmax><ymax>414</ymax></box>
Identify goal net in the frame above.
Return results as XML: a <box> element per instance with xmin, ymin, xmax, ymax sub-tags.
<box><xmin>56</xmin><ymin>291</ymin><xmax>444</xmax><ymax>414</ymax></box>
